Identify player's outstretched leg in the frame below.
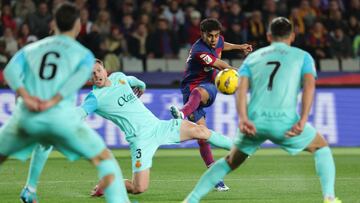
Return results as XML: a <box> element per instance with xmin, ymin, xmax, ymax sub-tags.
<box><xmin>92</xmin><ymin>149</ymin><xmax>130</xmax><ymax>203</ymax></box>
<box><xmin>184</xmin><ymin>149</ymin><xmax>248</xmax><ymax>203</ymax></box>
<box><xmin>306</xmin><ymin>133</ymin><xmax>341</xmax><ymax>203</ymax></box>
<box><xmin>171</xmin><ymin>88</ymin><xmax>202</xmax><ymax>120</ymax></box>
<box><xmin>20</xmin><ymin>144</ymin><xmax>52</xmax><ymax>203</ymax></box>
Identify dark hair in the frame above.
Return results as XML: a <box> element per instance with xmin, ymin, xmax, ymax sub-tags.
<box><xmin>54</xmin><ymin>3</ymin><xmax>80</xmax><ymax>32</ymax></box>
<box><xmin>269</xmin><ymin>17</ymin><xmax>293</xmax><ymax>39</ymax></box>
<box><xmin>95</xmin><ymin>58</ymin><xmax>104</xmax><ymax>66</ymax></box>
<box><xmin>200</xmin><ymin>18</ymin><xmax>222</xmax><ymax>33</ymax></box>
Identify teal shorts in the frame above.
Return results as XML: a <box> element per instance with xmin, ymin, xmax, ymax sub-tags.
<box><xmin>129</xmin><ymin>119</ymin><xmax>182</xmax><ymax>172</ymax></box>
<box><xmin>234</xmin><ymin>120</ymin><xmax>317</xmax><ymax>156</ymax></box>
<box><xmin>0</xmin><ymin>106</ymin><xmax>106</xmax><ymax>161</ymax></box>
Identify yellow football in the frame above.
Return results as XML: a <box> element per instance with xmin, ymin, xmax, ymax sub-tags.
<box><xmin>215</xmin><ymin>69</ymin><xmax>239</xmax><ymax>95</ymax></box>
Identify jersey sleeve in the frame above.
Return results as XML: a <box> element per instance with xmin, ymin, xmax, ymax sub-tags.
<box><xmin>194</xmin><ymin>52</ymin><xmax>217</xmax><ymax>66</ymax></box>
<box><xmin>301</xmin><ymin>52</ymin><xmax>317</xmax><ymax>79</ymax></box>
<box><xmin>58</xmin><ymin>51</ymin><xmax>95</xmax><ymax>98</ymax></box>
<box><xmin>126</xmin><ymin>76</ymin><xmax>146</xmax><ymax>90</ymax></box>
<box><xmin>3</xmin><ymin>49</ymin><xmax>26</xmax><ymax>91</ymax></box>
<box><xmin>81</xmin><ymin>92</ymin><xmax>98</xmax><ymax>115</ymax></box>
<box><xmin>238</xmin><ymin>60</ymin><xmax>251</xmax><ymax>78</ymax></box>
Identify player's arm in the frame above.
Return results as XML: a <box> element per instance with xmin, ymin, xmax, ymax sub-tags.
<box><xmin>212</xmin><ymin>58</ymin><xmax>236</xmax><ymax>70</ymax></box>
<box><xmin>78</xmin><ymin>92</ymin><xmax>98</xmax><ymax>119</ymax></box>
<box><xmin>4</xmin><ymin>50</ymin><xmax>41</xmax><ymax>111</ymax></box>
<box><xmin>236</xmin><ymin>63</ymin><xmax>256</xmax><ymax>136</ymax></box>
<box><xmin>41</xmin><ymin>52</ymin><xmax>95</xmax><ymax>111</ymax></box>
<box><xmin>223</xmin><ymin>42</ymin><xmax>253</xmax><ymax>55</ymax></box>
<box><xmin>300</xmin><ymin>74</ymin><xmax>315</xmax><ymax>123</ymax></box>
<box><xmin>286</xmin><ymin>53</ymin><xmax>317</xmax><ymax>137</ymax></box>
<box><xmin>126</xmin><ymin>76</ymin><xmax>146</xmax><ymax>98</ymax></box>
<box><xmin>196</xmin><ymin>52</ymin><xmax>235</xmax><ymax>70</ymax></box>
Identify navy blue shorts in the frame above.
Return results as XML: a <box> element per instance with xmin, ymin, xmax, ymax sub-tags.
<box><xmin>181</xmin><ymin>83</ymin><xmax>218</xmax><ymax>122</ymax></box>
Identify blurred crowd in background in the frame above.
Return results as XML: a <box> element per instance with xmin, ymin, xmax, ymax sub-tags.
<box><xmin>0</xmin><ymin>0</ymin><xmax>360</xmax><ymax>72</ymax></box>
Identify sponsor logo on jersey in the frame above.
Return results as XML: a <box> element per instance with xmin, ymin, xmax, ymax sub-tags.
<box><xmin>117</xmin><ymin>93</ymin><xmax>136</xmax><ymax>106</ymax></box>
<box><xmin>119</xmin><ymin>79</ymin><xmax>126</xmax><ymax>84</ymax></box>
<box><xmin>135</xmin><ymin>160</ymin><xmax>142</xmax><ymax>168</ymax></box>
<box><xmin>200</xmin><ymin>54</ymin><xmax>213</xmax><ymax>64</ymax></box>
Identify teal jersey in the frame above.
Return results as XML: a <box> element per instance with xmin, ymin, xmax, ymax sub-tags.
<box><xmin>81</xmin><ymin>72</ymin><xmax>157</xmax><ymax>141</ymax></box>
<box><xmin>4</xmin><ymin>35</ymin><xmax>94</xmax><ymax>108</ymax></box>
<box><xmin>238</xmin><ymin>42</ymin><xmax>317</xmax><ymax>120</ymax></box>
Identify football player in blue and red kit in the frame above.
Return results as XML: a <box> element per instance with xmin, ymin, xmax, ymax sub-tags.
<box><xmin>170</xmin><ymin>18</ymin><xmax>252</xmax><ymax>191</ymax></box>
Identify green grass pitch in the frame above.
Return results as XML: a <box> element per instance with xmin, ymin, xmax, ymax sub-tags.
<box><xmin>1</xmin><ymin>148</ymin><xmax>359</xmax><ymax>203</ymax></box>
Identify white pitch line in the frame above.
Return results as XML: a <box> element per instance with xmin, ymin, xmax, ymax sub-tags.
<box><xmin>0</xmin><ymin>177</ymin><xmax>359</xmax><ymax>185</ymax></box>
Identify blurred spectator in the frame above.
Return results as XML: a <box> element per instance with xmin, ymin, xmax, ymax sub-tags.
<box><xmin>147</xmin><ymin>18</ymin><xmax>179</xmax><ymax>58</ymax></box>
<box><xmin>329</xmin><ymin>27</ymin><xmax>353</xmax><ymax>58</ymax></box>
<box><xmin>347</xmin><ymin>15</ymin><xmax>360</xmax><ymax>40</ymax></box>
<box><xmin>162</xmin><ymin>0</ymin><xmax>185</xmax><ymax>32</ymax></box>
<box><xmin>0</xmin><ymin>39</ymin><xmax>9</xmax><ymax>70</ymax></box>
<box><xmin>262</xmin><ymin>0</ymin><xmax>278</xmax><ymax>24</ymax></box>
<box><xmin>2</xmin><ymin>4</ymin><xmax>17</xmax><ymax>32</ymax></box>
<box><xmin>223</xmin><ymin>20</ymin><xmax>247</xmax><ymax>59</ymax></box>
<box><xmin>353</xmin><ymin>34</ymin><xmax>360</xmax><ymax>58</ymax></box>
<box><xmin>17</xmin><ymin>23</ymin><xmax>38</xmax><ymax>48</ymax></box>
<box><xmin>347</xmin><ymin>0</ymin><xmax>360</xmax><ymax>20</ymax></box>
<box><xmin>203</xmin><ymin>0</ymin><xmax>219</xmax><ymax>18</ymax></box>
<box><xmin>306</xmin><ymin>21</ymin><xmax>331</xmax><ymax>69</ymax></box>
<box><xmin>78</xmin><ymin>8</ymin><xmax>93</xmax><ymax>40</ymax></box>
<box><xmin>299</xmin><ymin>0</ymin><xmax>317</xmax><ymax>27</ymax></box>
<box><xmin>74</xmin><ymin>0</ymin><xmax>87</xmax><ymax>10</ymax></box>
<box><xmin>120</xmin><ymin>14</ymin><xmax>135</xmax><ymax>38</ymax></box>
<box><xmin>292</xmin><ymin>24</ymin><xmax>306</xmax><ymax>49</ymax></box>
<box><xmin>137</xmin><ymin>13</ymin><xmax>154</xmax><ymax>32</ymax></box>
<box><xmin>94</xmin><ymin>10</ymin><xmax>112</xmax><ymax>36</ymax></box>
<box><xmin>128</xmin><ymin>23</ymin><xmax>149</xmax><ymax>58</ymax></box>
<box><xmin>226</xmin><ymin>1</ymin><xmax>247</xmax><ymax>30</ymax></box>
<box><xmin>104</xmin><ymin>27</ymin><xmax>127</xmax><ymax>56</ymax></box>
<box><xmin>310</xmin><ymin>0</ymin><xmax>324</xmax><ymax>16</ymax></box>
<box><xmin>0</xmin><ymin>27</ymin><xmax>18</xmax><ymax>56</ymax></box>
<box><xmin>325</xmin><ymin>9</ymin><xmax>347</xmax><ymax>32</ymax></box>
<box><xmin>289</xmin><ymin>8</ymin><xmax>305</xmax><ymax>34</ymax></box>
<box><xmin>247</xmin><ymin>10</ymin><xmax>267</xmax><ymax>49</ymax></box>
<box><xmin>26</xmin><ymin>1</ymin><xmax>52</xmax><ymax>39</ymax></box>
<box><xmin>185</xmin><ymin>10</ymin><xmax>201</xmax><ymax>45</ymax></box>
<box><xmin>14</xmin><ymin>0</ymin><xmax>35</xmax><ymax>25</ymax></box>
<box><xmin>82</xmin><ymin>24</ymin><xmax>104</xmax><ymax>59</ymax></box>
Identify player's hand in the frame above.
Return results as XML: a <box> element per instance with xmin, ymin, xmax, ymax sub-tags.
<box><xmin>132</xmin><ymin>87</ymin><xmax>144</xmax><ymax>98</ymax></box>
<box><xmin>285</xmin><ymin>120</ymin><xmax>306</xmax><ymax>137</ymax></box>
<box><xmin>39</xmin><ymin>94</ymin><xmax>62</xmax><ymax>112</ymax></box>
<box><xmin>239</xmin><ymin>44</ymin><xmax>253</xmax><ymax>55</ymax></box>
<box><xmin>239</xmin><ymin>120</ymin><xmax>257</xmax><ymax>137</ymax></box>
<box><xmin>23</xmin><ymin>95</ymin><xmax>41</xmax><ymax>112</ymax></box>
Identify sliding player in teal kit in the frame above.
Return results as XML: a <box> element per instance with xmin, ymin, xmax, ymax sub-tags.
<box><xmin>183</xmin><ymin>17</ymin><xmax>341</xmax><ymax>203</ymax></box>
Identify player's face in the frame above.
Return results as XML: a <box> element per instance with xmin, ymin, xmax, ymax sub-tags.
<box><xmin>202</xmin><ymin>30</ymin><xmax>220</xmax><ymax>48</ymax></box>
<box><xmin>92</xmin><ymin>63</ymin><xmax>107</xmax><ymax>87</ymax></box>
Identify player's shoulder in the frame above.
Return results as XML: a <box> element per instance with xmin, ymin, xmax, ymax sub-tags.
<box><xmin>191</xmin><ymin>39</ymin><xmax>209</xmax><ymax>53</ymax></box>
<box><xmin>109</xmin><ymin>71</ymin><xmax>126</xmax><ymax>80</ymax></box>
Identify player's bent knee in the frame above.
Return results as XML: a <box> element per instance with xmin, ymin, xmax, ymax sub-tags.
<box><xmin>306</xmin><ymin>133</ymin><xmax>329</xmax><ymax>153</ymax></box>
<box><xmin>91</xmin><ymin>149</ymin><xmax>112</xmax><ymax>165</ymax></box>
<box><xmin>193</xmin><ymin>125</ymin><xmax>210</xmax><ymax>139</ymax></box>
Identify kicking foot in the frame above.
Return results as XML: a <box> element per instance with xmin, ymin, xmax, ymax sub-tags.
<box><xmin>20</xmin><ymin>186</ymin><xmax>38</xmax><ymax>203</ymax></box>
<box><xmin>170</xmin><ymin>105</ymin><xmax>184</xmax><ymax>119</ymax></box>
<box><xmin>214</xmin><ymin>181</ymin><xmax>230</xmax><ymax>192</ymax></box>
<box><xmin>90</xmin><ymin>184</ymin><xmax>104</xmax><ymax>197</ymax></box>
<box><xmin>324</xmin><ymin>197</ymin><xmax>342</xmax><ymax>203</ymax></box>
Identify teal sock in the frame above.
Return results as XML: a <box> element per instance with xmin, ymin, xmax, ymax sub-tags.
<box><xmin>186</xmin><ymin>158</ymin><xmax>231</xmax><ymax>203</ymax></box>
<box><xmin>26</xmin><ymin>145</ymin><xmax>52</xmax><ymax>189</ymax></box>
<box><xmin>207</xmin><ymin>130</ymin><xmax>232</xmax><ymax>150</ymax></box>
<box><xmin>314</xmin><ymin>146</ymin><xmax>335</xmax><ymax>198</ymax></box>
<box><xmin>97</xmin><ymin>158</ymin><xmax>130</xmax><ymax>203</ymax></box>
